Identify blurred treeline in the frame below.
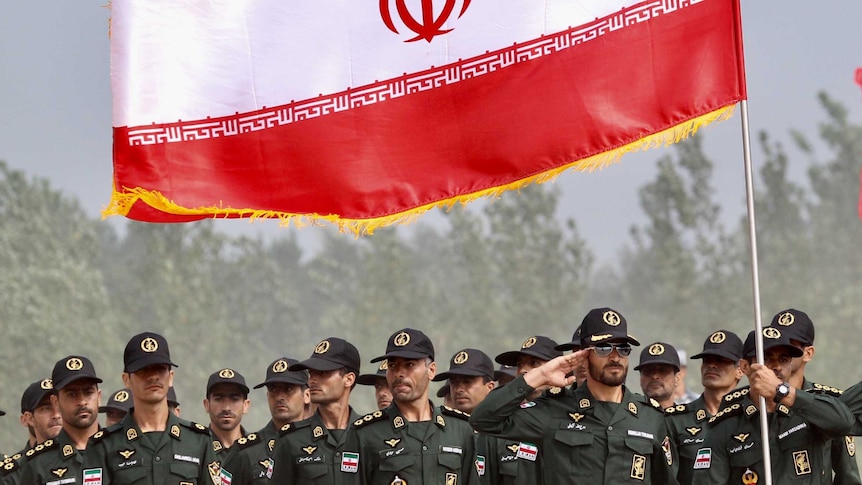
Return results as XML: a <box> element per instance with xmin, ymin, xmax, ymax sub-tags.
<box><xmin>0</xmin><ymin>93</ymin><xmax>859</xmax><ymax>452</ymax></box>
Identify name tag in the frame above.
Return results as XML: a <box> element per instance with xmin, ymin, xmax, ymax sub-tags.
<box><xmin>174</xmin><ymin>454</ymin><xmax>201</xmax><ymax>464</ymax></box>
<box><xmin>441</xmin><ymin>446</ymin><xmax>462</xmax><ymax>455</ymax></box>
<box><xmin>627</xmin><ymin>430</ymin><xmax>654</xmax><ymax>440</ymax></box>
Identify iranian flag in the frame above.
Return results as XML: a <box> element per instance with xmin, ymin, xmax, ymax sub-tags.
<box><xmin>106</xmin><ymin>0</ymin><xmax>746</xmax><ymax>233</ymax></box>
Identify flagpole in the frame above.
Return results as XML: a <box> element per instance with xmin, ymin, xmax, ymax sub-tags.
<box><xmin>739</xmin><ymin>99</ymin><xmax>773</xmax><ymax>485</ymax></box>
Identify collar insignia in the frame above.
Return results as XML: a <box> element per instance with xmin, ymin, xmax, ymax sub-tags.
<box><xmin>62</xmin><ymin>445</ymin><xmax>74</xmax><ymax>457</ymax></box>
<box><xmin>393</xmin><ymin>416</ymin><xmax>405</xmax><ymax>428</ymax></box>
<box><xmin>437</xmin><ymin>415</ymin><xmax>446</xmax><ymax>427</ymax></box>
<box><xmin>213</xmin><ymin>441</ymin><xmax>223</xmax><ymax>452</ymax></box>
<box><xmin>696</xmin><ymin>409</ymin><xmax>707</xmax><ymax>421</ymax></box>
<box><xmin>171</xmin><ymin>425</ymin><xmax>180</xmax><ymax>438</ymax></box>
<box><xmin>745</xmin><ymin>405</ymin><xmax>757</xmax><ymax>416</ymax></box>
<box><xmin>628</xmin><ymin>402</ymin><xmax>638</xmax><ymax>415</ymax></box>
<box><xmin>313</xmin><ymin>426</ymin><xmax>324</xmax><ymax>438</ymax></box>
<box><xmin>579</xmin><ymin>398</ymin><xmax>591</xmax><ymax>409</ymax></box>
<box><xmin>126</xmin><ymin>428</ymin><xmax>138</xmax><ymax>441</ymax></box>
<box><xmin>268</xmin><ymin>439</ymin><xmax>276</xmax><ymax>453</ymax></box>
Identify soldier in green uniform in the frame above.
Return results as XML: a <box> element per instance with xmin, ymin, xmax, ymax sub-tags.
<box><xmin>470</xmin><ymin>307</ymin><xmax>679</xmax><ymax>484</ymax></box>
<box><xmin>351</xmin><ymin>328</ymin><xmax>479</xmax><ymax>485</ymax></box>
<box><xmin>100</xmin><ymin>389</ymin><xmax>133</xmax><ymax>428</ymax></box>
<box><xmin>433</xmin><ymin>348</ymin><xmax>495</xmax><ymax>414</ymax></box>
<box><xmin>220</xmin><ymin>357</ymin><xmax>309</xmax><ymax>485</ymax></box>
<box><xmin>357</xmin><ymin>361</ymin><xmax>392</xmax><ymax>411</ymax></box>
<box><xmin>19</xmin><ymin>355</ymin><xmax>103</xmax><ymax>485</ymax></box>
<box><xmin>555</xmin><ymin>323</ymin><xmax>588</xmax><ymax>387</ymax></box>
<box><xmin>1</xmin><ymin>379</ymin><xmax>58</xmax><ymax>485</ymax></box>
<box><xmin>768</xmin><ymin>308</ymin><xmax>862</xmax><ymax>485</ymax></box>
<box><xmin>635</xmin><ymin>342</ymin><xmax>681</xmax><ymax>410</ymax></box>
<box><xmin>203</xmin><ymin>368</ymin><xmax>250</xmax><ymax>459</ymax></box>
<box><xmin>269</xmin><ymin>338</ymin><xmax>363</xmax><ymax>484</ymax></box>
<box><xmin>493</xmin><ymin>365</ymin><xmax>517</xmax><ymax>388</ymax></box>
<box><xmin>83</xmin><ymin>331</ymin><xmax>221</xmax><ymax>485</ymax></box>
<box><xmin>690</xmin><ymin>327</ymin><xmax>854</xmax><ymax>485</ymax></box>
<box><xmin>167</xmin><ymin>387</ymin><xmax>180</xmax><ymax>417</ymax></box>
<box><xmin>664</xmin><ymin>330</ymin><xmax>744</xmax><ymax>485</ymax></box>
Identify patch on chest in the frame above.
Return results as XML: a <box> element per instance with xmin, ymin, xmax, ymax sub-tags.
<box><xmin>793</xmin><ymin>450</ymin><xmax>811</xmax><ymax>476</ymax></box>
<box><xmin>630</xmin><ymin>454</ymin><xmax>646</xmax><ymax>480</ymax></box>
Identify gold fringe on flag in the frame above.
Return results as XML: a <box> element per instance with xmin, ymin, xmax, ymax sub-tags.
<box><xmin>102</xmin><ymin>104</ymin><xmax>736</xmax><ymax>236</ymax></box>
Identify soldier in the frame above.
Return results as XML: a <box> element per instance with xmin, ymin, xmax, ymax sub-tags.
<box><xmin>83</xmin><ymin>331</ymin><xmax>220</xmax><ymax>485</ymax></box>
<box><xmin>664</xmin><ymin>330</ymin><xmax>744</xmax><ymax>484</ymax></box>
<box><xmin>554</xmin><ymin>323</ymin><xmax>588</xmax><ymax>387</ymax></box>
<box><xmin>99</xmin><ymin>389</ymin><xmax>133</xmax><ymax>427</ymax></box>
<box><xmin>167</xmin><ymin>387</ymin><xmax>180</xmax><ymax>416</ymax></box>
<box><xmin>19</xmin><ymin>355</ymin><xmax>103</xmax><ymax>485</ymax></box>
<box><xmin>356</xmin><ymin>361</ymin><xmax>392</xmax><ymax>411</ymax></box>
<box><xmin>674</xmin><ymin>350</ymin><xmax>700</xmax><ymax>404</ymax></box>
<box><xmin>351</xmin><ymin>328</ymin><xmax>479</xmax><ymax>484</ymax></box>
<box><xmin>432</xmin><ymin>348</ymin><xmax>495</xmax><ymax>414</ymax></box>
<box><xmin>635</xmin><ymin>341</ymin><xmax>681</xmax><ymax>409</ymax></box>
<box><xmin>768</xmin><ymin>308</ymin><xmax>861</xmax><ymax>485</ymax></box>
<box><xmin>495</xmin><ymin>336</ymin><xmax>562</xmax><ymax>400</ymax></box>
<box><xmin>203</xmin><ymin>368</ymin><xmax>250</xmax><ymax>457</ymax></box>
<box><xmin>19</xmin><ymin>379</ymin><xmax>61</xmax><ymax>451</ymax></box>
<box><xmin>690</xmin><ymin>327</ymin><xmax>854</xmax><ymax>485</ymax></box>
<box><xmin>436</xmin><ymin>384</ymin><xmax>455</xmax><ymax>409</ymax></box>
<box><xmin>269</xmin><ymin>338</ymin><xmax>362</xmax><ymax>484</ymax></box>
<box><xmin>494</xmin><ymin>365</ymin><xmax>517</xmax><ymax>388</ymax></box>
<box><xmin>220</xmin><ymin>357</ymin><xmax>310</xmax><ymax>485</ymax></box>
<box><xmin>470</xmin><ymin>307</ymin><xmax>679</xmax><ymax>484</ymax></box>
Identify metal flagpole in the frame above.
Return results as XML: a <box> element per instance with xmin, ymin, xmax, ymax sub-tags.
<box><xmin>739</xmin><ymin>99</ymin><xmax>773</xmax><ymax>485</ymax></box>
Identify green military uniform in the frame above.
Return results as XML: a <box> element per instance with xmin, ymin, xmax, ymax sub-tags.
<box><xmin>18</xmin><ymin>430</ymin><xmax>83</xmax><ymax>485</ymax></box>
<box><xmin>210</xmin><ymin>425</ymin><xmax>246</xmax><ymax>462</ymax></box>
<box><xmin>351</xmin><ymin>403</ymin><xmax>478</xmax><ymax>485</ymax></box>
<box><xmin>801</xmin><ymin>379</ymin><xmax>861</xmax><ymax>485</ymax></box>
<box><xmin>218</xmin><ymin>422</ymin><xmax>279</xmax><ymax>485</ymax></box>
<box><xmin>690</xmin><ymin>386</ymin><xmax>854</xmax><ymax>485</ymax></box>
<box><xmin>83</xmin><ymin>411</ymin><xmax>220</xmax><ymax>485</ymax></box>
<box><xmin>665</xmin><ymin>395</ymin><xmax>712</xmax><ymax>484</ymax></box>
<box><xmin>470</xmin><ymin>374</ymin><xmax>677</xmax><ymax>484</ymax></box>
<box><xmin>269</xmin><ymin>409</ymin><xmax>362</xmax><ymax>484</ymax></box>
<box><xmin>1</xmin><ymin>449</ymin><xmax>26</xmax><ymax>485</ymax></box>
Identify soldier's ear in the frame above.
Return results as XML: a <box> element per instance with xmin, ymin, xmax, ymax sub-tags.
<box><xmin>121</xmin><ymin>372</ymin><xmax>131</xmax><ymax>387</ymax></box>
<box><xmin>802</xmin><ymin>346</ymin><xmax>814</xmax><ymax>363</ymax></box>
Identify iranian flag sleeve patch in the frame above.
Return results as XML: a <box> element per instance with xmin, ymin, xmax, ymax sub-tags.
<box><xmin>83</xmin><ymin>468</ymin><xmax>103</xmax><ymax>485</ymax></box>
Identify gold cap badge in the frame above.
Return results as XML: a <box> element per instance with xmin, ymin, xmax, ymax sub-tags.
<box><xmin>66</xmin><ymin>358</ymin><xmax>84</xmax><ymax>371</ymax></box>
<box><xmin>393</xmin><ymin>332</ymin><xmax>410</xmax><ymax>347</ymax></box>
<box><xmin>603</xmin><ymin>311</ymin><xmax>621</xmax><ymax>326</ymax></box>
<box><xmin>522</xmin><ymin>337</ymin><xmax>537</xmax><ymax>349</ymax></box>
<box><xmin>648</xmin><ymin>344</ymin><xmax>665</xmax><ymax>355</ymax></box>
<box><xmin>141</xmin><ymin>337</ymin><xmax>158</xmax><ymax>352</ymax></box>
<box><xmin>453</xmin><ymin>351</ymin><xmax>469</xmax><ymax>365</ymax></box>
<box><xmin>315</xmin><ymin>340</ymin><xmax>330</xmax><ymax>354</ymax></box>
<box><xmin>709</xmin><ymin>331</ymin><xmax>726</xmax><ymax>344</ymax></box>
<box><xmin>218</xmin><ymin>368</ymin><xmax>235</xmax><ymax>379</ymax></box>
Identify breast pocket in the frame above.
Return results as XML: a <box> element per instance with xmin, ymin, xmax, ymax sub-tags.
<box><xmin>170</xmin><ymin>462</ymin><xmax>200</xmax><ymax>485</ymax></box>
<box><xmin>111</xmin><ymin>458</ymin><xmax>149</xmax><ymax>485</ymax></box>
<box><xmin>437</xmin><ymin>448</ymin><xmax>463</xmax><ymax>471</ymax></box>
<box><xmin>296</xmin><ymin>456</ymin><xmax>329</xmax><ymax>482</ymax></box>
<box><xmin>378</xmin><ymin>452</ymin><xmax>413</xmax><ymax>473</ymax></box>
<box><xmin>623</xmin><ymin>436</ymin><xmax>654</xmax><ymax>482</ymax></box>
<box><xmin>553</xmin><ymin>427</ymin><xmax>594</xmax><ymax>477</ymax></box>
<box><xmin>777</xmin><ymin>425</ymin><xmax>818</xmax><ymax>481</ymax></box>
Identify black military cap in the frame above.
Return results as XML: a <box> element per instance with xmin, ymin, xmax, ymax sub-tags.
<box><xmin>206</xmin><ymin>368</ymin><xmax>250</xmax><ymax>396</ymax></box>
<box><xmin>496</xmin><ymin>336</ymin><xmax>562</xmax><ymax>366</ymax></box>
<box><xmin>555</xmin><ymin>324</ymin><xmax>583</xmax><ymax>352</ymax></box>
<box><xmin>494</xmin><ymin>364</ymin><xmax>517</xmax><ymax>382</ymax></box>
<box><xmin>436</xmin><ymin>383</ymin><xmax>451</xmax><ymax>398</ymax></box>
<box><xmin>433</xmin><ymin>349</ymin><xmax>494</xmax><ymax>381</ymax></box>
<box><xmin>167</xmin><ymin>387</ymin><xmax>180</xmax><ymax>407</ymax></box>
<box><xmin>371</xmin><ymin>328</ymin><xmax>435</xmax><ymax>363</ymax></box>
<box><xmin>770</xmin><ymin>308</ymin><xmax>815</xmax><ymax>346</ymax></box>
<box><xmin>634</xmin><ymin>342</ymin><xmax>680</xmax><ymax>371</ymax></box>
<box><xmin>357</xmin><ymin>360</ymin><xmax>388</xmax><ymax>386</ymax></box>
<box><xmin>99</xmin><ymin>388</ymin><xmax>133</xmax><ymax>413</ymax></box>
<box><xmin>124</xmin><ymin>331</ymin><xmax>177</xmax><ymax>373</ymax></box>
<box><xmin>254</xmin><ymin>357</ymin><xmax>308</xmax><ymax>389</ymax></box>
<box><xmin>291</xmin><ymin>338</ymin><xmax>361</xmax><ymax>374</ymax></box>
<box><xmin>21</xmin><ymin>379</ymin><xmax>54</xmax><ymax>413</ymax></box>
<box><xmin>52</xmin><ymin>355</ymin><xmax>102</xmax><ymax>390</ymax></box>
<box><xmin>743</xmin><ymin>328</ymin><xmax>805</xmax><ymax>359</ymax></box>
<box><xmin>579</xmin><ymin>307</ymin><xmax>641</xmax><ymax>347</ymax></box>
<box><xmin>691</xmin><ymin>330</ymin><xmax>744</xmax><ymax>362</ymax></box>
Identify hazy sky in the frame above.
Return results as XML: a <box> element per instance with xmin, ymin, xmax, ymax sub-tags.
<box><xmin>1</xmin><ymin>1</ymin><xmax>860</xmax><ymax>263</ymax></box>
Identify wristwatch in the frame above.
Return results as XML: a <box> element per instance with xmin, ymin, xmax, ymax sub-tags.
<box><xmin>774</xmin><ymin>382</ymin><xmax>791</xmax><ymax>403</ymax></box>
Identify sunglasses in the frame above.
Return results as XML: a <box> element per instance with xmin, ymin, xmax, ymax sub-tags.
<box><xmin>591</xmin><ymin>343</ymin><xmax>632</xmax><ymax>357</ymax></box>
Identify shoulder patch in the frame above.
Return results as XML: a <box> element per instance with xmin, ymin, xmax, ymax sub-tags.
<box><xmin>807</xmin><ymin>383</ymin><xmax>843</xmax><ymax>397</ymax></box>
<box><xmin>353</xmin><ymin>410</ymin><xmax>387</xmax><ymax>429</ymax></box>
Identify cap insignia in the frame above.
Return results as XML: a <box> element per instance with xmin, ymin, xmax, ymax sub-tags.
<box><xmin>648</xmin><ymin>344</ymin><xmax>665</xmax><ymax>356</ymax></box>
<box><xmin>315</xmin><ymin>340</ymin><xmax>331</xmax><ymax>354</ymax></box>
<box><xmin>777</xmin><ymin>312</ymin><xmax>795</xmax><ymax>326</ymax></box>
<box><xmin>66</xmin><ymin>358</ymin><xmax>84</xmax><ymax>371</ymax></box>
<box><xmin>141</xmin><ymin>337</ymin><xmax>158</xmax><ymax>352</ymax></box>
<box><xmin>393</xmin><ymin>332</ymin><xmax>410</xmax><ymax>347</ymax></box>
<box><xmin>40</xmin><ymin>379</ymin><xmax>53</xmax><ymax>390</ymax></box>
<box><xmin>602</xmin><ymin>310</ymin><xmax>621</xmax><ymax>326</ymax></box>
<box><xmin>313</xmin><ymin>426</ymin><xmax>324</xmax><ymax>438</ymax></box>
<box><xmin>709</xmin><ymin>331</ymin><xmax>726</xmax><ymax>344</ymax></box>
<box><xmin>171</xmin><ymin>425</ymin><xmax>180</xmax><ymax>438</ymax></box>
<box><xmin>272</xmin><ymin>359</ymin><xmax>288</xmax><ymax>373</ymax></box>
<box><xmin>522</xmin><ymin>337</ymin><xmax>537</xmax><ymax>349</ymax></box>
<box><xmin>218</xmin><ymin>369</ymin><xmax>235</xmax><ymax>379</ymax></box>
<box><xmin>763</xmin><ymin>328</ymin><xmax>781</xmax><ymax>339</ymax></box>
<box><xmin>453</xmin><ymin>351</ymin><xmax>469</xmax><ymax>365</ymax></box>
<box><xmin>114</xmin><ymin>390</ymin><xmax>130</xmax><ymax>402</ymax></box>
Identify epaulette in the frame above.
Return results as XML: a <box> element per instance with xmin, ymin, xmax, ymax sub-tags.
<box><xmin>233</xmin><ymin>432</ymin><xmax>261</xmax><ymax>450</ymax></box>
<box><xmin>181</xmin><ymin>420</ymin><xmax>211</xmax><ymax>435</ymax></box>
<box><xmin>721</xmin><ymin>387</ymin><xmax>750</xmax><ymax>404</ymax></box>
<box><xmin>664</xmin><ymin>403</ymin><xmax>693</xmax><ymax>415</ymax></box>
<box><xmin>441</xmin><ymin>406</ymin><xmax>470</xmax><ymax>420</ymax></box>
<box><xmin>807</xmin><ymin>383</ymin><xmax>843</xmax><ymax>397</ymax></box>
<box><xmin>352</xmin><ymin>410</ymin><xmax>387</xmax><ymax>428</ymax></box>
<box><xmin>91</xmin><ymin>422</ymin><xmax>123</xmax><ymax>442</ymax></box>
<box><xmin>0</xmin><ymin>458</ymin><xmax>19</xmax><ymax>475</ymax></box>
<box><xmin>279</xmin><ymin>422</ymin><xmax>298</xmax><ymax>435</ymax></box>
<box><xmin>708</xmin><ymin>402</ymin><xmax>746</xmax><ymax>425</ymax></box>
<box><xmin>648</xmin><ymin>398</ymin><xmax>663</xmax><ymax>410</ymax></box>
<box><xmin>23</xmin><ymin>439</ymin><xmax>56</xmax><ymax>459</ymax></box>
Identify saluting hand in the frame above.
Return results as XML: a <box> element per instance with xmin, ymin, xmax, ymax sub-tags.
<box><xmin>523</xmin><ymin>350</ymin><xmax>586</xmax><ymax>390</ymax></box>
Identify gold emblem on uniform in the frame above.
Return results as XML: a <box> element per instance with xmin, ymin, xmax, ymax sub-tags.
<box><xmin>393</xmin><ymin>416</ymin><xmax>405</xmax><ymax>428</ymax></box>
<box><xmin>522</xmin><ymin>337</ymin><xmax>537</xmax><ymax>349</ymax></box>
<box><xmin>127</xmin><ymin>428</ymin><xmax>138</xmax><ymax>441</ymax></box>
<box><xmin>373</xmin><ymin>410</ymin><xmax>383</xmax><ymax>418</ymax></box>
<box><xmin>603</xmin><ymin>310</ymin><xmax>621</xmax><ymax>326</ymax></box>
<box><xmin>40</xmin><ymin>379</ymin><xmax>53</xmax><ymax>390</ymax></box>
<box><xmin>315</xmin><ymin>340</ymin><xmax>331</xmax><ymax>354</ymax></box>
<box><xmin>141</xmin><ymin>337</ymin><xmax>159</xmax><ymax>352</ymax></box>
<box><xmin>378</xmin><ymin>360</ymin><xmax>388</xmax><ymax>371</ymax></box>
<box><xmin>118</xmin><ymin>449</ymin><xmax>135</xmax><ymax>459</ymax></box>
<box><xmin>648</xmin><ymin>344</ymin><xmax>665</xmax><ymax>355</ymax></box>
<box><xmin>171</xmin><ymin>424</ymin><xmax>181</xmax><ymax>438</ymax></box>
<box><xmin>733</xmin><ymin>433</ymin><xmax>750</xmax><ymax>442</ymax></box>
<box><xmin>686</xmin><ymin>427</ymin><xmax>701</xmax><ymax>436</ymax></box>
<box><xmin>507</xmin><ymin>443</ymin><xmax>519</xmax><ymax>453</ymax></box>
<box><xmin>62</xmin><ymin>444</ymin><xmax>74</xmax><ymax>457</ymax></box>
<box><xmin>213</xmin><ymin>440</ymin><xmax>223</xmax><ymax>452</ymax></box>
<box><xmin>630</xmin><ymin>454</ymin><xmax>646</xmax><ymax>480</ymax></box>
<box><xmin>385</xmin><ymin>438</ymin><xmax>401</xmax><ymax>447</ymax></box>
<box><xmin>52</xmin><ymin>468</ymin><xmax>67</xmax><ymax>478</ymax></box>
<box><xmin>303</xmin><ymin>446</ymin><xmax>317</xmax><ymax>455</ymax></box>
<box><xmin>393</xmin><ymin>332</ymin><xmax>410</xmax><ymax>347</ymax></box>
<box><xmin>709</xmin><ymin>331</ymin><xmax>726</xmax><ymax>343</ymax></box>
<box><xmin>569</xmin><ymin>412</ymin><xmax>584</xmax><ymax>422</ymax></box>
<box><xmin>268</xmin><ymin>439</ymin><xmax>276</xmax><ymax>452</ymax></box>
<box><xmin>745</xmin><ymin>405</ymin><xmax>757</xmax><ymax>416</ymax></box>
<box><xmin>272</xmin><ymin>359</ymin><xmax>288</xmax><ymax>373</ymax></box>
<box><xmin>793</xmin><ymin>450</ymin><xmax>811</xmax><ymax>475</ymax></box>
<box><xmin>696</xmin><ymin>409</ymin><xmax>707</xmax><ymax>421</ymax></box>
<box><xmin>628</xmin><ymin>402</ymin><xmax>638</xmax><ymax>415</ymax></box>
<box><xmin>549</xmin><ymin>386</ymin><xmax>562</xmax><ymax>395</ymax></box>
<box><xmin>218</xmin><ymin>368</ymin><xmax>235</xmax><ymax>379</ymax></box>
<box><xmin>259</xmin><ymin>459</ymin><xmax>271</xmax><ymax>469</ymax></box>
<box><xmin>579</xmin><ymin>398</ymin><xmax>591</xmax><ymax>409</ymax></box>
<box><xmin>445</xmin><ymin>472</ymin><xmax>457</xmax><ymax>485</ymax></box>
<box><xmin>437</xmin><ymin>415</ymin><xmax>446</xmax><ymax>427</ymax></box>
<box><xmin>777</xmin><ymin>404</ymin><xmax>790</xmax><ymax>415</ymax></box>
<box><xmin>3</xmin><ymin>463</ymin><xmax>12</xmax><ymax>471</ymax></box>
<box><xmin>313</xmin><ymin>426</ymin><xmax>324</xmax><ymax>438</ymax></box>
<box><xmin>777</xmin><ymin>312</ymin><xmax>795</xmax><ymax>326</ymax></box>
<box><xmin>742</xmin><ymin>468</ymin><xmax>758</xmax><ymax>484</ymax></box>
<box><xmin>66</xmin><ymin>358</ymin><xmax>84</xmax><ymax>371</ymax></box>
<box><xmin>390</xmin><ymin>475</ymin><xmax>407</xmax><ymax>485</ymax></box>
<box><xmin>846</xmin><ymin>436</ymin><xmax>856</xmax><ymax>457</ymax></box>
<box><xmin>248</xmin><ymin>433</ymin><xmax>257</xmax><ymax>441</ymax></box>
<box><xmin>453</xmin><ymin>351</ymin><xmax>469</xmax><ymax>365</ymax></box>
<box><xmin>763</xmin><ymin>327</ymin><xmax>781</xmax><ymax>339</ymax></box>
<box><xmin>114</xmin><ymin>390</ymin><xmax>130</xmax><ymax>402</ymax></box>
<box><xmin>207</xmin><ymin>461</ymin><xmax>221</xmax><ymax>484</ymax></box>
<box><xmin>237</xmin><ymin>437</ymin><xmax>247</xmax><ymax>445</ymax></box>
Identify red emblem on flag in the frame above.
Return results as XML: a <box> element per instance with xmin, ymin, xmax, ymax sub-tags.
<box><xmin>380</xmin><ymin>0</ymin><xmax>472</xmax><ymax>42</ymax></box>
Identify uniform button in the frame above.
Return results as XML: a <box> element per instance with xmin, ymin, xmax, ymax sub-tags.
<box><xmin>422</xmin><ymin>446</ymin><xmax>428</xmax><ymax>451</ymax></box>
<box><xmin>336</xmin><ymin>452</ymin><xmax>340</xmax><ymax>456</ymax></box>
<box><xmin>155</xmin><ymin>456</ymin><xmax>161</xmax><ymax>462</ymax></box>
<box><xmin>608</xmin><ymin>426</ymin><xmax>613</xmax><ymax>431</ymax></box>
<box><xmin>517</xmin><ymin>387</ymin><xmax>525</xmax><ymax>394</ymax></box>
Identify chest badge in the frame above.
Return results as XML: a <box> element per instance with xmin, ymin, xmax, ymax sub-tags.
<box><xmin>569</xmin><ymin>412</ymin><xmax>584</xmax><ymax>422</ymax></box>
<box><xmin>118</xmin><ymin>449</ymin><xmax>135</xmax><ymax>459</ymax></box>
<box><xmin>51</xmin><ymin>468</ymin><xmax>67</xmax><ymax>478</ymax></box>
<box><xmin>793</xmin><ymin>450</ymin><xmax>811</xmax><ymax>475</ymax></box>
<box><xmin>686</xmin><ymin>427</ymin><xmax>701</xmax><ymax>436</ymax></box>
<box><xmin>385</xmin><ymin>438</ymin><xmax>401</xmax><ymax>448</ymax></box>
<box><xmin>733</xmin><ymin>433</ymin><xmax>750</xmax><ymax>443</ymax></box>
<box><xmin>630</xmin><ymin>454</ymin><xmax>646</xmax><ymax>480</ymax></box>
<box><xmin>302</xmin><ymin>446</ymin><xmax>317</xmax><ymax>455</ymax></box>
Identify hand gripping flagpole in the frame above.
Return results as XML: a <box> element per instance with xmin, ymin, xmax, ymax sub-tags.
<box><xmin>739</xmin><ymin>99</ymin><xmax>773</xmax><ymax>485</ymax></box>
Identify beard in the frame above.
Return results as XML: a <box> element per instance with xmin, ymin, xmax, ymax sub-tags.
<box><xmin>589</xmin><ymin>359</ymin><xmax>627</xmax><ymax>386</ymax></box>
